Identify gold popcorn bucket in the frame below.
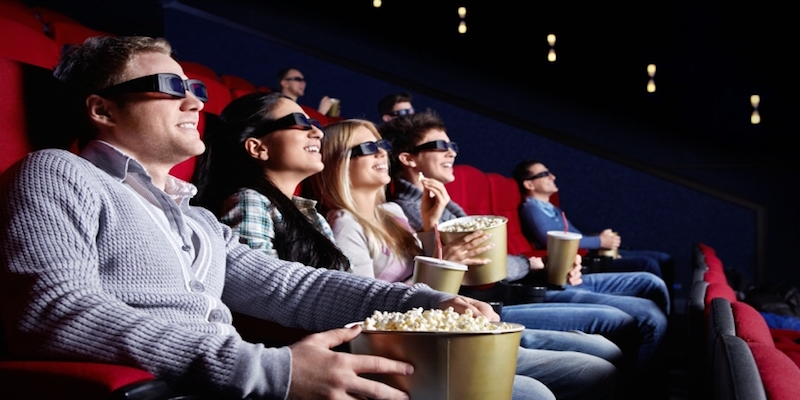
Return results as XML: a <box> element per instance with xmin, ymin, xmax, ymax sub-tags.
<box><xmin>438</xmin><ymin>216</ymin><xmax>508</xmax><ymax>286</ymax></box>
<box><xmin>348</xmin><ymin>322</ymin><xmax>523</xmax><ymax>400</ymax></box>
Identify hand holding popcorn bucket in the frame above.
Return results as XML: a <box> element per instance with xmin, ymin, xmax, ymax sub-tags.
<box><xmin>437</xmin><ymin>216</ymin><xmax>509</xmax><ymax>285</ymax></box>
<box><xmin>348</xmin><ymin>308</ymin><xmax>522</xmax><ymax>400</ymax></box>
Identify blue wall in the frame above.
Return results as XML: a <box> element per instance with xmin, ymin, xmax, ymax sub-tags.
<box><xmin>164</xmin><ymin>9</ymin><xmax>758</xmax><ymax>305</ymax></box>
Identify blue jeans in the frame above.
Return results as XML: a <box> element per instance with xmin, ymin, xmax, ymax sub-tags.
<box><xmin>545</xmin><ymin>272</ymin><xmax>669</xmax><ymax>368</ymax></box>
<box><xmin>518</xmin><ymin>329</ymin><xmax>624</xmax><ymax>366</ymax></box>
<box><xmin>502</xmin><ymin>302</ymin><xmax>636</xmax><ymax>333</ymax></box>
<box><xmin>513</xmin><ymin>347</ymin><xmax>617</xmax><ymax>400</ymax></box>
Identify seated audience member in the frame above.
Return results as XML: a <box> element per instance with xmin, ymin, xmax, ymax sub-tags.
<box><xmin>277</xmin><ymin>67</ymin><xmax>335</xmax><ymax>116</ymax></box>
<box><xmin>311</xmin><ymin>119</ymin><xmax>621</xmax><ymax>399</ymax></box>
<box><xmin>193</xmin><ymin>91</ymin><xmax>349</xmax><ymax>271</ymax></box>
<box><xmin>512</xmin><ymin>159</ymin><xmax>674</xmax><ymax>281</ymax></box>
<box><xmin>0</xmin><ymin>36</ymin><xmax>554</xmax><ymax>400</ymax></box>
<box><xmin>377</xmin><ymin>92</ymin><xmax>415</xmax><ymax>122</ymax></box>
<box><xmin>379</xmin><ymin>110</ymin><xmax>670</xmax><ymax>369</ymax></box>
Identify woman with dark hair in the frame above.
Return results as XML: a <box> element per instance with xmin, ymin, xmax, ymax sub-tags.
<box><xmin>193</xmin><ymin>91</ymin><xmax>350</xmax><ymax>271</ymax></box>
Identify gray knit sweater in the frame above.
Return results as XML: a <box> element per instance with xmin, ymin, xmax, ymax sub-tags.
<box><xmin>0</xmin><ymin>148</ymin><xmax>452</xmax><ymax>399</ymax></box>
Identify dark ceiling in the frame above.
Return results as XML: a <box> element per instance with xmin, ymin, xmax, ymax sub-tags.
<box><xmin>28</xmin><ymin>0</ymin><xmax>798</xmax><ymax>153</ymax></box>
<box><xmin>245</xmin><ymin>0</ymin><xmax>798</xmax><ymax>151</ymax></box>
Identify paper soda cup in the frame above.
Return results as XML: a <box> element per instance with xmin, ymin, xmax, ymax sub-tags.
<box><xmin>545</xmin><ymin>231</ymin><xmax>582</xmax><ymax>286</ymax></box>
<box><xmin>412</xmin><ymin>256</ymin><xmax>467</xmax><ymax>294</ymax></box>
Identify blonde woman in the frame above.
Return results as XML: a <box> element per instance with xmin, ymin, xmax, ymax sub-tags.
<box><xmin>310</xmin><ymin>119</ymin><xmax>492</xmax><ymax>282</ymax></box>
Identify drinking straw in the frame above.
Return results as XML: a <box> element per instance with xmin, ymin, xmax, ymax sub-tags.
<box><xmin>434</xmin><ymin>223</ymin><xmax>443</xmax><ymax>261</ymax></box>
<box><xmin>562</xmin><ymin>211</ymin><xmax>569</xmax><ymax>234</ymax></box>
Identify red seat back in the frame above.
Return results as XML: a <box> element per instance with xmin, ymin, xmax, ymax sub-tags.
<box><xmin>486</xmin><ymin>173</ymin><xmax>535</xmax><ymax>257</ymax></box>
<box><xmin>0</xmin><ymin>0</ymin><xmax>43</xmax><ymax>31</ymax></box>
<box><xmin>48</xmin><ymin>21</ymin><xmax>112</xmax><ymax>49</ymax></box>
<box><xmin>446</xmin><ymin>164</ymin><xmax>491</xmax><ymax>215</ymax></box>
<box><xmin>178</xmin><ymin>61</ymin><xmax>219</xmax><ymax>81</ymax></box>
<box><xmin>0</xmin><ymin>17</ymin><xmax>60</xmax><ymax>70</ymax></box>
<box><xmin>731</xmin><ymin>301</ymin><xmax>773</xmax><ymax>345</ymax></box>
<box><xmin>220</xmin><ymin>74</ymin><xmax>256</xmax><ymax>99</ymax></box>
<box><xmin>0</xmin><ymin>57</ymin><xmax>32</xmax><ymax>174</ymax></box>
<box><xmin>705</xmin><ymin>282</ymin><xmax>737</xmax><ymax>310</ymax></box>
<box><xmin>747</xmin><ymin>343</ymin><xmax>800</xmax><ymax>400</ymax></box>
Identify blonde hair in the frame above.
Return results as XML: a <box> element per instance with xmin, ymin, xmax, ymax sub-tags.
<box><xmin>312</xmin><ymin>119</ymin><xmax>421</xmax><ymax>263</ymax></box>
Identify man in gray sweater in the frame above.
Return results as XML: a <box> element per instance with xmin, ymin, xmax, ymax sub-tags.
<box><xmin>0</xmin><ymin>36</ymin><xmax>616</xmax><ymax>399</ymax></box>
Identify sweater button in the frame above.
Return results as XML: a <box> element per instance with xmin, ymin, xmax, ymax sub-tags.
<box><xmin>208</xmin><ymin>309</ymin><xmax>223</xmax><ymax>322</ymax></box>
<box><xmin>182</xmin><ymin>244</ymin><xmax>191</xmax><ymax>251</ymax></box>
<box><xmin>190</xmin><ymin>280</ymin><xmax>205</xmax><ymax>292</ymax></box>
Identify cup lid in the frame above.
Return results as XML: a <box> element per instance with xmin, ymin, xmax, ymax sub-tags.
<box><xmin>414</xmin><ymin>256</ymin><xmax>468</xmax><ymax>271</ymax></box>
<box><xmin>546</xmin><ymin>231</ymin><xmax>582</xmax><ymax>240</ymax></box>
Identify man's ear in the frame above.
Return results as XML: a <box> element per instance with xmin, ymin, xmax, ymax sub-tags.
<box><xmin>86</xmin><ymin>95</ymin><xmax>116</xmax><ymax>128</ymax></box>
<box><xmin>522</xmin><ymin>178</ymin><xmax>537</xmax><ymax>192</ymax></box>
<box><xmin>244</xmin><ymin>137</ymin><xmax>269</xmax><ymax>161</ymax></box>
<box><xmin>397</xmin><ymin>152</ymin><xmax>416</xmax><ymax>168</ymax></box>
<box><xmin>381</xmin><ymin>114</ymin><xmax>392</xmax><ymax>123</ymax></box>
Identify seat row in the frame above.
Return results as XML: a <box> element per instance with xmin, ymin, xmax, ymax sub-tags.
<box><xmin>688</xmin><ymin>242</ymin><xmax>800</xmax><ymax>400</ymax></box>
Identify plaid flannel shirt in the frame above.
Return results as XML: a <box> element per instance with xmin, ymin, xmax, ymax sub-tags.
<box><xmin>220</xmin><ymin>188</ymin><xmax>335</xmax><ymax>258</ymax></box>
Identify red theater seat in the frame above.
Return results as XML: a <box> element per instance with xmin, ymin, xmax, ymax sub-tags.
<box><xmin>0</xmin><ymin>57</ymin><xmax>32</xmax><ymax>172</ymax></box>
<box><xmin>31</xmin><ymin>6</ymin><xmax>78</xmax><ymax>25</ymax></box>
<box><xmin>48</xmin><ymin>21</ymin><xmax>113</xmax><ymax>49</ymax></box>
<box><xmin>704</xmin><ymin>268</ymin><xmax>728</xmax><ymax>285</ymax></box>
<box><xmin>300</xmin><ymin>104</ymin><xmax>331</xmax><ymax>127</ymax></box>
<box><xmin>732</xmin><ymin>301</ymin><xmax>773</xmax><ymax>345</ymax></box>
<box><xmin>220</xmin><ymin>74</ymin><xmax>257</xmax><ymax>99</ymax></box>
<box><xmin>712</xmin><ymin>334</ymin><xmax>766</xmax><ymax>400</ymax></box>
<box><xmin>486</xmin><ymin>173</ymin><xmax>537</xmax><ymax>257</ymax></box>
<box><xmin>748</xmin><ymin>343</ymin><xmax>800</xmax><ymax>400</ymax></box>
<box><xmin>0</xmin><ymin>17</ymin><xmax>60</xmax><ymax>69</ymax></box>
<box><xmin>446</xmin><ymin>164</ymin><xmax>492</xmax><ymax>215</ymax></box>
<box><xmin>705</xmin><ymin>282</ymin><xmax>737</xmax><ymax>311</ymax></box>
<box><xmin>178</xmin><ymin>60</ymin><xmax>219</xmax><ymax>81</ymax></box>
<box><xmin>0</xmin><ymin>0</ymin><xmax>43</xmax><ymax>31</ymax></box>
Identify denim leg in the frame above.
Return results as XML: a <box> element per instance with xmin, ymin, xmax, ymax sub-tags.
<box><xmin>579</xmin><ymin>272</ymin><xmax>670</xmax><ymax>315</ymax></box>
<box><xmin>518</xmin><ymin>329</ymin><xmax>624</xmax><ymax>366</ymax></box>
<box><xmin>545</xmin><ymin>288</ymin><xmax>667</xmax><ymax>368</ymax></box>
<box><xmin>516</xmin><ymin>347</ymin><xmax>617</xmax><ymax>400</ymax></box>
<box><xmin>512</xmin><ymin>375</ymin><xmax>556</xmax><ymax>400</ymax></box>
<box><xmin>501</xmin><ymin>302</ymin><xmax>635</xmax><ymax>334</ymax></box>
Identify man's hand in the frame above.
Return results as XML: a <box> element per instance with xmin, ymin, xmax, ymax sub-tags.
<box><xmin>289</xmin><ymin>326</ymin><xmax>412</xmax><ymax>400</ymax></box>
<box><xmin>528</xmin><ymin>256</ymin><xmax>545</xmax><ymax>271</ymax></box>
<box><xmin>567</xmin><ymin>254</ymin><xmax>583</xmax><ymax>286</ymax></box>
<box><xmin>437</xmin><ymin>296</ymin><xmax>500</xmax><ymax>322</ymax></box>
<box><xmin>441</xmin><ymin>230</ymin><xmax>494</xmax><ymax>266</ymax></box>
<box><xmin>318</xmin><ymin>96</ymin><xmax>333</xmax><ymax>115</ymax></box>
<box><xmin>419</xmin><ymin>177</ymin><xmax>450</xmax><ymax>232</ymax></box>
<box><xmin>598</xmin><ymin>229</ymin><xmax>621</xmax><ymax>250</ymax></box>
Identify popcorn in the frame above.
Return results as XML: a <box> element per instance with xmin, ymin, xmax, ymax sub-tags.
<box><xmin>417</xmin><ymin>171</ymin><xmax>426</xmax><ymax>182</ymax></box>
<box><xmin>363</xmin><ymin>307</ymin><xmax>513</xmax><ymax>332</ymax></box>
<box><xmin>439</xmin><ymin>217</ymin><xmax>505</xmax><ymax>233</ymax></box>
